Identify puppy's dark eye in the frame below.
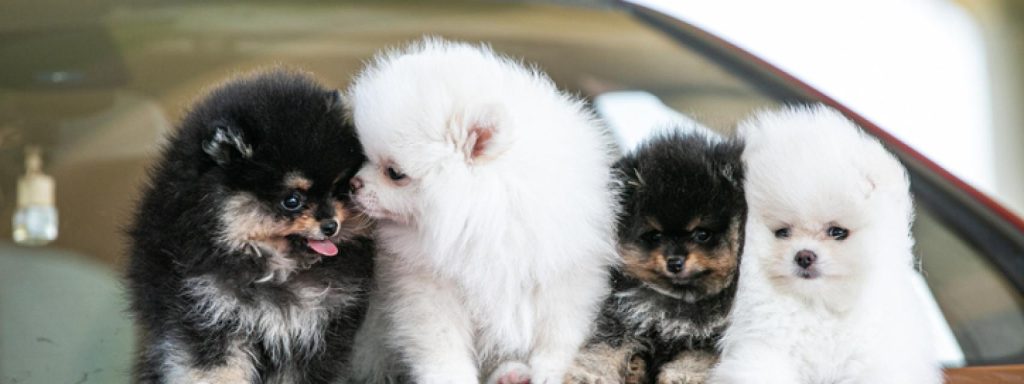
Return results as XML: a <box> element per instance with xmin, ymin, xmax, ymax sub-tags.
<box><xmin>281</xmin><ymin>191</ymin><xmax>305</xmax><ymax>211</ymax></box>
<box><xmin>827</xmin><ymin>226</ymin><xmax>849</xmax><ymax>240</ymax></box>
<box><xmin>774</xmin><ymin>228</ymin><xmax>791</xmax><ymax>239</ymax></box>
<box><xmin>640</xmin><ymin>230</ymin><xmax>662</xmax><ymax>246</ymax></box>
<box><xmin>386</xmin><ymin>166</ymin><xmax>406</xmax><ymax>181</ymax></box>
<box><xmin>691</xmin><ymin>229</ymin><xmax>712</xmax><ymax>244</ymax></box>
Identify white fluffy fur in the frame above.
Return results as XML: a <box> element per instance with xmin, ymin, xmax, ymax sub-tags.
<box><xmin>347</xmin><ymin>38</ymin><xmax>619</xmax><ymax>383</ymax></box>
<box><xmin>709</xmin><ymin>105</ymin><xmax>942</xmax><ymax>384</ymax></box>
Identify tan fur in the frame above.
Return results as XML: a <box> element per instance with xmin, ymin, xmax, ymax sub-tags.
<box><xmin>621</xmin><ymin>246</ymin><xmax>668</xmax><ymax>284</ymax></box>
<box><xmin>186</xmin><ymin>363</ymin><xmax>252</xmax><ymax>384</ymax></box>
<box><xmin>685</xmin><ymin>247</ymin><xmax>737</xmax><ymax>293</ymax></box>
<box><xmin>284</xmin><ymin>172</ymin><xmax>312</xmax><ymax>191</ymax></box>
<box><xmin>655</xmin><ymin>350</ymin><xmax>717</xmax><ymax>384</ymax></box>
<box><xmin>286</xmin><ymin>213</ymin><xmax>320</xmax><ymax>237</ymax></box>
<box><xmin>219</xmin><ymin>193</ymin><xmax>289</xmax><ymax>249</ymax></box>
<box><xmin>564</xmin><ymin>341</ymin><xmax>645</xmax><ymax>384</ymax></box>
<box><xmin>165</xmin><ymin>341</ymin><xmax>255</xmax><ymax>384</ymax></box>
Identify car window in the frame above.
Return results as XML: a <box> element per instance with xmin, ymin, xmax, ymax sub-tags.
<box><xmin>0</xmin><ymin>1</ymin><xmax>1020</xmax><ymax>382</ymax></box>
<box><xmin>915</xmin><ymin>208</ymin><xmax>1024</xmax><ymax>364</ymax></box>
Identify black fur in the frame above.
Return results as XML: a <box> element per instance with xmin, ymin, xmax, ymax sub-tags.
<box><xmin>588</xmin><ymin>130</ymin><xmax>746</xmax><ymax>382</ymax></box>
<box><xmin>126</xmin><ymin>69</ymin><xmax>372</xmax><ymax>383</ymax></box>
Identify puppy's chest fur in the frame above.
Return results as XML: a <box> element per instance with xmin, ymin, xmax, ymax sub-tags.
<box><xmin>452</xmin><ymin>267</ymin><xmax>541</xmax><ymax>359</ymax></box>
<box><xmin>606</xmin><ymin>282</ymin><xmax>730</xmax><ymax>351</ymax></box>
<box><xmin>183</xmin><ymin>273</ymin><xmax>362</xmax><ymax>359</ymax></box>
<box><xmin>780</xmin><ymin>303</ymin><xmax>870</xmax><ymax>380</ymax></box>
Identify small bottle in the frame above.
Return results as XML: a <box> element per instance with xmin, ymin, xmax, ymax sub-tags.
<box><xmin>12</xmin><ymin>146</ymin><xmax>58</xmax><ymax>246</ymax></box>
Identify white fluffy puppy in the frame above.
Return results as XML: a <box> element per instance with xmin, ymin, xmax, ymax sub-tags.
<box><xmin>709</xmin><ymin>105</ymin><xmax>942</xmax><ymax>384</ymax></box>
<box><xmin>346</xmin><ymin>39</ymin><xmax>619</xmax><ymax>384</ymax></box>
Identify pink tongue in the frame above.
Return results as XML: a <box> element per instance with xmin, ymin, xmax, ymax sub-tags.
<box><xmin>306</xmin><ymin>239</ymin><xmax>338</xmax><ymax>256</ymax></box>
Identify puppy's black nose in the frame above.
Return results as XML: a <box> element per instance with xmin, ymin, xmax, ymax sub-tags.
<box><xmin>666</xmin><ymin>256</ymin><xmax>685</xmax><ymax>274</ymax></box>
<box><xmin>320</xmin><ymin>219</ymin><xmax>339</xmax><ymax>237</ymax></box>
<box><xmin>795</xmin><ymin>250</ymin><xmax>817</xmax><ymax>269</ymax></box>
<box><xmin>350</xmin><ymin>176</ymin><xmax>364</xmax><ymax>192</ymax></box>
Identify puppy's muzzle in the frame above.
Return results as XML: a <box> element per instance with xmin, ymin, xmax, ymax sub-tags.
<box><xmin>665</xmin><ymin>255</ymin><xmax>710</xmax><ymax>282</ymax></box>
<box><xmin>350</xmin><ymin>176</ymin><xmax>364</xmax><ymax>192</ymax></box>
<box><xmin>666</xmin><ymin>256</ymin><xmax>685</xmax><ymax>274</ymax></box>
<box><xmin>795</xmin><ymin>249</ymin><xmax>817</xmax><ymax>269</ymax></box>
<box><xmin>320</xmin><ymin>219</ymin><xmax>339</xmax><ymax>237</ymax></box>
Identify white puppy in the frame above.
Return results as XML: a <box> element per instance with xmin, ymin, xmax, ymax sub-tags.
<box><xmin>709</xmin><ymin>105</ymin><xmax>942</xmax><ymax>384</ymax></box>
<box><xmin>346</xmin><ymin>39</ymin><xmax>619</xmax><ymax>384</ymax></box>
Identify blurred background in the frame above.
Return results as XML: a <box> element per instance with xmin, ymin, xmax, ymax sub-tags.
<box><xmin>644</xmin><ymin>0</ymin><xmax>1024</xmax><ymax>219</ymax></box>
<box><xmin>0</xmin><ymin>0</ymin><xmax>1022</xmax><ymax>382</ymax></box>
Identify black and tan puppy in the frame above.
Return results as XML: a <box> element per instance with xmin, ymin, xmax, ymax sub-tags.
<box><xmin>567</xmin><ymin>130</ymin><xmax>746</xmax><ymax>384</ymax></box>
<box><xmin>126</xmin><ymin>69</ymin><xmax>373</xmax><ymax>383</ymax></box>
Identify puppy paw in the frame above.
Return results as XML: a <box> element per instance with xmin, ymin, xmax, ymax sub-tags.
<box><xmin>564</xmin><ymin>342</ymin><xmax>646</xmax><ymax>384</ymax></box>
<box><xmin>655</xmin><ymin>370</ymin><xmax>707</xmax><ymax>384</ymax></box>
<box><xmin>563</xmin><ymin>356</ymin><xmax>633</xmax><ymax>384</ymax></box>
<box><xmin>488</xmin><ymin>361</ymin><xmax>532</xmax><ymax>384</ymax></box>
<box><xmin>655</xmin><ymin>350</ymin><xmax>716</xmax><ymax>384</ymax></box>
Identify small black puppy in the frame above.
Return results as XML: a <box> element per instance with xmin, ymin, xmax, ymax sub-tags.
<box><xmin>126</xmin><ymin>69</ymin><xmax>373</xmax><ymax>383</ymax></box>
<box><xmin>567</xmin><ymin>130</ymin><xmax>746</xmax><ymax>384</ymax></box>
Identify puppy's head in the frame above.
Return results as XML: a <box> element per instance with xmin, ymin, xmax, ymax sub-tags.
<box><xmin>616</xmin><ymin>131</ymin><xmax>746</xmax><ymax>303</ymax></box>
<box><xmin>188</xmin><ymin>69</ymin><xmax>368</xmax><ymax>267</ymax></box>
<box><xmin>740</xmin><ymin>105</ymin><xmax>913</xmax><ymax>301</ymax></box>
<box><xmin>347</xmin><ymin>38</ymin><xmax>618</xmax><ymax>265</ymax></box>
<box><xmin>346</xmin><ymin>39</ymin><xmax>530</xmax><ymax>228</ymax></box>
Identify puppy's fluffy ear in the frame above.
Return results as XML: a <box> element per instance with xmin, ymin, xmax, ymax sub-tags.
<box><xmin>714</xmin><ymin>140</ymin><xmax>745</xmax><ymax>188</ymax></box>
<box><xmin>719</xmin><ymin>161</ymin><xmax>742</xmax><ymax>188</ymax></box>
<box><xmin>855</xmin><ymin>134</ymin><xmax>910</xmax><ymax>200</ymax></box>
<box><xmin>203</xmin><ymin>123</ymin><xmax>253</xmax><ymax>166</ymax></box>
<box><xmin>453</xmin><ymin>104</ymin><xmax>504</xmax><ymax>163</ymax></box>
